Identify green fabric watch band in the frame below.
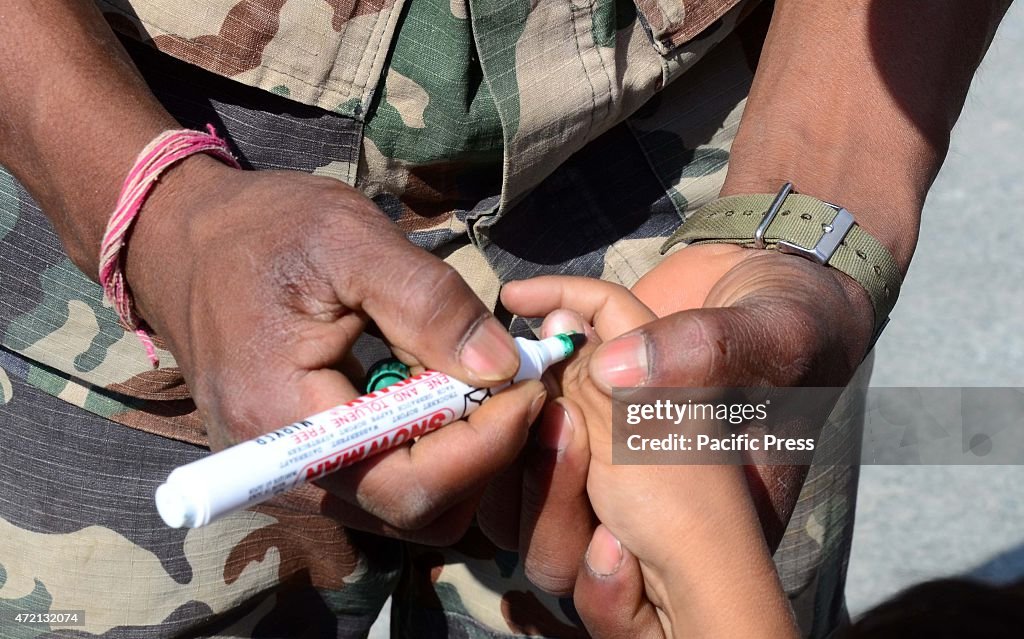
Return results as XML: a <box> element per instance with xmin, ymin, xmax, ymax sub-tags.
<box><xmin>661</xmin><ymin>184</ymin><xmax>902</xmax><ymax>344</ymax></box>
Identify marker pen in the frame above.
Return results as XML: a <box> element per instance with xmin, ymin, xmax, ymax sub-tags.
<box><xmin>155</xmin><ymin>333</ymin><xmax>584</xmax><ymax>529</ymax></box>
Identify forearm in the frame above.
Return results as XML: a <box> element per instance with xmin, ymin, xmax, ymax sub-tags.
<box><xmin>636</xmin><ymin>468</ymin><xmax>799</xmax><ymax>638</ymax></box>
<box><xmin>724</xmin><ymin>0</ymin><xmax>1011</xmax><ymax>272</ymax></box>
<box><xmin>0</xmin><ymin>1</ymin><xmax>178</xmax><ymax>276</ymax></box>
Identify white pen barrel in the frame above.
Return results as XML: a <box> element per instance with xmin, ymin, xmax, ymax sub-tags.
<box><xmin>156</xmin><ymin>370</ymin><xmax>486</xmax><ymax>528</ymax></box>
<box><xmin>155</xmin><ymin>335</ymin><xmax>578</xmax><ymax>528</ymax></box>
<box><xmin>156</xmin><ymin>440</ymin><xmax>284</xmax><ymax>527</ymax></box>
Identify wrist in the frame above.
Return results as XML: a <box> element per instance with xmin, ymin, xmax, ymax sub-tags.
<box><xmin>123</xmin><ymin>153</ymin><xmax>234</xmax><ymax>345</ymax></box>
<box><xmin>721</xmin><ymin>153</ymin><xmax>924</xmax><ymax>276</ymax></box>
<box><xmin>650</xmin><ymin>539</ymin><xmax>797</xmax><ymax>639</ymax></box>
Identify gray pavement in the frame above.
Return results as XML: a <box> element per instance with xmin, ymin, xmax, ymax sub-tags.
<box><xmin>845</xmin><ymin>1</ymin><xmax>1024</xmax><ymax>617</ymax></box>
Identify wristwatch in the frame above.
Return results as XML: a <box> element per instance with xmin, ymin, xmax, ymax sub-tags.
<box><xmin>661</xmin><ymin>182</ymin><xmax>902</xmax><ymax>348</ymax></box>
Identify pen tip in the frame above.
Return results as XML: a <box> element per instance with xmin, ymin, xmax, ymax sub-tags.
<box><xmin>567</xmin><ymin>332</ymin><xmax>587</xmax><ymax>351</ymax></box>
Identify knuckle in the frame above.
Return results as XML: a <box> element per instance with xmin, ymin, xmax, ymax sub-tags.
<box><xmin>397</xmin><ymin>260</ymin><xmax>482</xmax><ymax>335</ymax></box>
<box><xmin>672</xmin><ymin>313</ymin><xmax>720</xmax><ymax>386</ymax></box>
<box><xmin>686</xmin><ymin>307</ymin><xmax>811</xmax><ymax>386</ymax></box>
<box><xmin>411</xmin><ymin>260</ymin><xmax>467</xmax><ymax>309</ymax></box>
<box><xmin>387</xmin><ymin>483</ymin><xmax>441</xmax><ymax>531</ymax></box>
<box><xmin>404</xmin><ymin>259</ymin><xmax>458</xmax><ymax>307</ymax></box>
<box><xmin>307</xmin><ymin>215</ymin><xmax>376</xmax><ymax>269</ymax></box>
<box><xmin>390</xmin><ymin>509</ymin><xmax>432</xmax><ymax>532</ymax></box>
<box><xmin>524</xmin><ymin>555</ymin><xmax>577</xmax><ymax>596</ymax></box>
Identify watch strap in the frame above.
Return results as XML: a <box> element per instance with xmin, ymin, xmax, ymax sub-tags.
<box><xmin>661</xmin><ymin>189</ymin><xmax>902</xmax><ymax>344</ymax></box>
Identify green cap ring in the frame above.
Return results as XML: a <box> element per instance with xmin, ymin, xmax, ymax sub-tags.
<box><xmin>364</xmin><ymin>358</ymin><xmax>412</xmax><ymax>393</ymax></box>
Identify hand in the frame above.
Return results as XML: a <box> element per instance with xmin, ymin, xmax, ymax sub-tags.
<box><xmin>124</xmin><ymin>155</ymin><xmax>544</xmax><ymax>544</ymax></box>
<box><xmin>475</xmin><ymin>265</ymin><xmax>671</xmax><ymax>593</ymax></box>
<box><xmin>497</xmin><ymin>235</ymin><xmax>877</xmax><ymax>581</ymax></box>
<box><xmin>603</xmin><ymin>243</ymin><xmax>875</xmax><ymax>546</ymax></box>
<box><xmin>503</xmin><ymin>276</ymin><xmax>800</xmax><ymax>638</ymax></box>
<box><xmin>574</xmin><ymin>525</ymin><xmax>798</xmax><ymax>639</ymax></box>
<box><xmin>501</xmin><ymin>278</ymin><xmax>767</xmax><ymax>594</ymax></box>
<box><xmin>481</xmin><ymin>278</ymin><xmax>660</xmax><ymax>596</ymax></box>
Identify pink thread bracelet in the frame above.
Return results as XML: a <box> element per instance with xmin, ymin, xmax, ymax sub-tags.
<box><xmin>99</xmin><ymin>124</ymin><xmax>241</xmax><ymax>367</ymax></box>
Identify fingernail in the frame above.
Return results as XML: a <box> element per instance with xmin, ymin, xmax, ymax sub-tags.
<box><xmin>537</xmin><ymin>401</ymin><xmax>573</xmax><ymax>455</ymax></box>
<box><xmin>460</xmin><ymin>319</ymin><xmax>519</xmax><ymax>382</ymax></box>
<box><xmin>541</xmin><ymin>310</ymin><xmax>586</xmax><ymax>339</ymax></box>
<box><xmin>585</xmin><ymin>525</ymin><xmax>623</xmax><ymax>576</ymax></box>
<box><xmin>591</xmin><ymin>332</ymin><xmax>649</xmax><ymax>388</ymax></box>
<box><xmin>528</xmin><ymin>388</ymin><xmax>547</xmax><ymax>424</ymax></box>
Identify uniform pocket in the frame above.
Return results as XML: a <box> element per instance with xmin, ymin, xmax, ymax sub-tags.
<box><xmin>633</xmin><ymin>0</ymin><xmax>744</xmax><ymax>54</ymax></box>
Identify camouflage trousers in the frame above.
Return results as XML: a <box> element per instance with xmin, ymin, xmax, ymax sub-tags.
<box><xmin>1</xmin><ymin>16</ymin><xmax>865</xmax><ymax>639</ymax></box>
<box><xmin>0</xmin><ymin>349</ymin><xmax>870</xmax><ymax>639</ymax></box>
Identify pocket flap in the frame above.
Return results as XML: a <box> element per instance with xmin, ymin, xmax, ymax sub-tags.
<box><xmin>634</xmin><ymin>0</ymin><xmax>743</xmax><ymax>53</ymax></box>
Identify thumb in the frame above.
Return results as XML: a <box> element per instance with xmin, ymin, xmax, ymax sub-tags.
<box><xmin>351</xmin><ymin>244</ymin><xmax>519</xmax><ymax>386</ymax></box>
<box><xmin>574</xmin><ymin>525</ymin><xmax>666</xmax><ymax>639</ymax></box>
<box><xmin>588</xmin><ymin>295</ymin><xmax>860</xmax><ymax>392</ymax></box>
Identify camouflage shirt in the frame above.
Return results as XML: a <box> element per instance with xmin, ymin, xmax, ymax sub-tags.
<box><xmin>0</xmin><ymin>0</ymin><xmax>758</xmax><ymax>443</ymax></box>
<box><xmin>98</xmin><ymin>0</ymin><xmax>743</xmax><ymax>115</ymax></box>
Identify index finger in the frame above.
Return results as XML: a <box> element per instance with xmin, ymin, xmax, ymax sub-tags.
<box><xmin>501</xmin><ymin>276</ymin><xmax>656</xmax><ymax>339</ymax></box>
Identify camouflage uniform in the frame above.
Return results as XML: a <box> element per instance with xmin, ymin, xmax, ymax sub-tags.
<box><xmin>0</xmin><ymin>0</ymin><xmax>866</xmax><ymax>636</ymax></box>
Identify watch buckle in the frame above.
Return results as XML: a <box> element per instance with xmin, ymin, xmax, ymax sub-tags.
<box><xmin>754</xmin><ymin>182</ymin><xmax>856</xmax><ymax>265</ymax></box>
